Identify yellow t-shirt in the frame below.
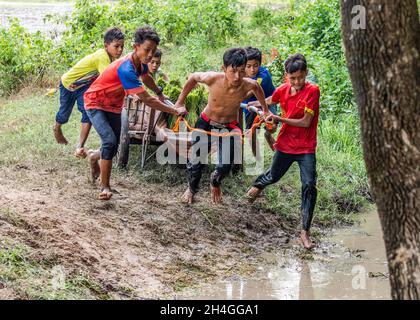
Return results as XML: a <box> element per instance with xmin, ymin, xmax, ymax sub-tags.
<box><xmin>61</xmin><ymin>49</ymin><xmax>111</xmax><ymax>91</ymax></box>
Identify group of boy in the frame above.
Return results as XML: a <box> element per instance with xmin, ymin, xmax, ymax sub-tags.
<box><xmin>53</xmin><ymin>26</ymin><xmax>319</xmax><ymax>249</ymax></box>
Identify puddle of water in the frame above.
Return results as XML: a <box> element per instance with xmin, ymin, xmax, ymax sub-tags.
<box><xmin>179</xmin><ymin>210</ymin><xmax>391</xmax><ymax>300</ymax></box>
<box><xmin>0</xmin><ymin>1</ymin><xmax>73</xmax><ymax>33</ymax></box>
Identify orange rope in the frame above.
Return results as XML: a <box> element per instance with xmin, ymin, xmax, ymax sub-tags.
<box><xmin>171</xmin><ymin>116</ymin><xmax>244</xmax><ymax>139</ymax></box>
<box><xmin>170</xmin><ymin>114</ymin><xmax>278</xmax><ymax>145</ymax></box>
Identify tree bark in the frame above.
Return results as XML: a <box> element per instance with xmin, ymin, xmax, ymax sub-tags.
<box><xmin>341</xmin><ymin>0</ymin><xmax>420</xmax><ymax>299</ymax></box>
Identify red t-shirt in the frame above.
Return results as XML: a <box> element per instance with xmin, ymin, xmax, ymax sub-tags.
<box><xmin>271</xmin><ymin>82</ymin><xmax>320</xmax><ymax>154</ymax></box>
<box><xmin>84</xmin><ymin>53</ymin><xmax>148</xmax><ymax>114</ymax></box>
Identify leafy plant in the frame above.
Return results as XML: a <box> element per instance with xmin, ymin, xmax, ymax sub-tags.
<box><xmin>162</xmin><ymin>79</ymin><xmax>208</xmax><ymax>129</ymax></box>
<box><xmin>0</xmin><ymin>19</ymin><xmax>55</xmax><ymax>95</ymax></box>
<box><xmin>250</xmin><ymin>6</ymin><xmax>274</xmax><ymax>31</ymax></box>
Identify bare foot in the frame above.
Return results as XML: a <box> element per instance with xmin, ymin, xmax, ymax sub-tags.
<box><xmin>75</xmin><ymin>147</ymin><xmax>87</xmax><ymax>159</ymax></box>
<box><xmin>181</xmin><ymin>188</ymin><xmax>195</xmax><ymax>204</ymax></box>
<box><xmin>300</xmin><ymin>230</ymin><xmax>316</xmax><ymax>249</ymax></box>
<box><xmin>87</xmin><ymin>149</ymin><xmax>100</xmax><ymax>183</ymax></box>
<box><xmin>53</xmin><ymin>123</ymin><xmax>68</xmax><ymax>145</ymax></box>
<box><xmin>210</xmin><ymin>184</ymin><xmax>222</xmax><ymax>205</ymax></box>
<box><xmin>246</xmin><ymin>186</ymin><xmax>262</xmax><ymax>203</ymax></box>
<box><xmin>99</xmin><ymin>187</ymin><xmax>113</xmax><ymax>200</ymax></box>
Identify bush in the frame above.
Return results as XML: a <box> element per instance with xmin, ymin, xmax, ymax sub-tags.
<box><xmin>0</xmin><ymin>0</ymin><xmax>244</xmax><ymax>96</ymax></box>
<box><xmin>250</xmin><ymin>6</ymin><xmax>274</xmax><ymax>31</ymax></box>
<box><xmin>265</xmin><ymin>0</ymin><xmax>356</xmax><ymax>117</ymax></box>
<box><xmin>0</xmin><ymin>0</ymin><xmax>355</xmax><ymax>118</ymax></box>
<box><xmin>0</xmin><ymin>19</ymin><xmax>55</xmax><ymax>95</ymax></box>
<box><xmin>293</xmin><ymin>0</ymin><xmax>342</xmax><ymax>61</ymax></box>
<box><xmin>55</xmin><ymin>0</ymin><xmax>242</xmax><ymax>66</ymax></box>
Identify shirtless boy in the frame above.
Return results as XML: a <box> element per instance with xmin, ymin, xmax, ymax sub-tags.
<box><xmin>175</xmin><ymin>47</ymin><xmax>271</xmax><ymax>205</ymax></box>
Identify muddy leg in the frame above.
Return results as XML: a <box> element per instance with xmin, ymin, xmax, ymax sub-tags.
<box><xmin>53</xmin><ymin>122</ymin><xmax>68</xmax><ymax>145</ymax></box>
<box><xmin>264</xmin><ymin>130</ymin><xmax>276</xmax><ymax>151</ymax></box>
<box><xmin>98</xmin><ymin>159</ymin><xmax>113</xmax><ymax>200</ymax></box>
<box><xmin>210</xmin><ymin>184</ymin><xmax>222</xmax><ymax>205</ymax></box>
<box><xmin>87</xmin><ymin>149</ymin><xmax>100</xmax><ymax>183</ymax></box>
<box><xmin>182</xmin><ymin>188</ymin><xmax>195</xmax><ymax>204</ymax></box>
<box><xmin>300</xmin><ymin>230</ymin><xmax>316</xmax><ymax>249</ymax></box>
<box><xmin>75</xmin><ymin>123</ymin><xmax>92</xmax><ymax>158</ymax></box>
<box><xmin>297</xmin><ymin>153</ymin><xmax>317</xmax><ymax>249</ymax></box>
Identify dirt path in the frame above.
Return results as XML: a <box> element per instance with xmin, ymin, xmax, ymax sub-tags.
<box><xmin>0</xmin><ymin>164</ymin><xmax>297</xmax><ymax>299</ymax></box>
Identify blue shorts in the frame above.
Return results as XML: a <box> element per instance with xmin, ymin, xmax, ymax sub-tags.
<box><xmin>55</xmin><ymin>81</ymin><xmax>91</xmax><ymax>124</ymax></box>
<box><xmin>86</xmin><ymin>108</ymin><xmax>121</xmax><ymax>160</ymax></box>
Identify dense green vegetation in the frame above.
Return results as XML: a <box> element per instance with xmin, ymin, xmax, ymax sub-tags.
<box><xmin>0</xmin><ymin>0</ymin><xmax>370</xmax><ymax>226</ymax></box>
<box><xmin>1</xmin><ymin>0</ymin><xmax>353</xmax><ymax>118</ymax></box>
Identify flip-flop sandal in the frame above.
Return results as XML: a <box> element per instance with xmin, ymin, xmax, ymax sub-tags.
<box><xmin>98</xmin><ymin>190</ymin><xmax>113</xmax><ymax>200</ymax></box>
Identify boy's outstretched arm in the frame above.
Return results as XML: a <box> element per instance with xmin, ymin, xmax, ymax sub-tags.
<box><xmin>136</xmin><ymin>90</ymin><xmax>186</xmax><ymax>116</ymax></box>
<box><xmin>250</xmin><ymin>81</ymin><xmax>271</xmax><ymax>118</ymax></box>
<box><xmin>275</xmin><ymin>113</ymin><xmax>313</xmax><ymax>128</ymax></box>
<box><xmin>141</xmin><ymin>73</ymin><xmax>167</xmax><ymax>102</ymax></box>
<box><xmin>278</xmin><ymin>87</ymin><xmax>319</xmax><ymax>128</ymax></box>
<box><xmin>175</xmin><ymin>72</ymin><xmax>215</xmax><ymax>109</ymax></box>
<box><xmin>247</xmin><ymin>96</ymin><xmax>273</xmax><ymax>107</ymax></box>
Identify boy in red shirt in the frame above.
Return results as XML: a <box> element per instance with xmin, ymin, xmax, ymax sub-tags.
<box><xmin>246</xmin><ymin>54</ymin><xmax>320</xmax><ymax>249</ymax></box>
<box><xmin>84</xmin><ymin>26</ymin><xmax>186</xmax><ymax>200</ymax></box>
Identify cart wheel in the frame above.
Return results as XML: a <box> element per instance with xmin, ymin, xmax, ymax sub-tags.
<box><xmin>117</xmin><ymin>107</ymin><xmax>130</xmax><ymax>168</ymax></box>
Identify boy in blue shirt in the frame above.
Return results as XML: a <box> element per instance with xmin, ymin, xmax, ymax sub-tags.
<box><xmin>242</xmin><ymin>47</ymin><xmax>278</xmax><ymax>147</ymax></box>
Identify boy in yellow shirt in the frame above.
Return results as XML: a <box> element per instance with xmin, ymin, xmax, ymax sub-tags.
<box><xmin>53</xmin><ymin>27</ymin><xmax>125</xmax><ymax>158</ymax></box>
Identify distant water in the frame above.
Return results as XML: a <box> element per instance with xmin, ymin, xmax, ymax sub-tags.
<box><xmin>0</xmin><ymin>1</ymin><xmax>73</xmax><ymax>33</ymax></box>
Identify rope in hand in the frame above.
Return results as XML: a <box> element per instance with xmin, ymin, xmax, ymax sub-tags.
<box><xmin>168</xmin><ymin>100</ymin><xmax>309</xmax><ymax>144</ymax></box>
<box><xmin>248</xmin><ymin>99</ymin><xmax>311</xmax><ymax>132</ymax></box>
<box><xmin>170</xmin><ymin>115</ymin><xmax>277</xmax><ymax>147</ymax></box>
<box><xmin>171</xmin><ymin>116</ymin><xmax>243</xmax><ymax>139</ymax></box>
<box><xmin>166</xmin><ymin>99</ymin><xmax>244</xmax><ymax>140</ymax></box>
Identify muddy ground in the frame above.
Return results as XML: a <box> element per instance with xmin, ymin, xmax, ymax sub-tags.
<box><xmin>0</xmin><ymin>161</ymin><xmax>306</xmax><ymax>299</ymax></box>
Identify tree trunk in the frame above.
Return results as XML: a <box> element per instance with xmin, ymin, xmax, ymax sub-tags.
<box><xmin>340</xmin><ymin>0</ymin><xmax>420</xmax><ymax>299</ymax></box>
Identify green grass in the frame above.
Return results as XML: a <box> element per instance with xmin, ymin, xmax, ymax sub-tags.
<box><xmin>0</xmin><ymin>0</ymin><xmax>373</xmax><ymax>300</ymax></box>
<box><xmin>0</xmin><ymin>239</ymin><xmax>107</xmax><ymax>299</ymax></box>
<box><xmin>0</xmin><ymin>92</ymin><xmax>99</xmax><ymax>168</ymax></box>
<box><xmin>240</xmin><ymin>0</ymin><xmax>289</xmax><ymax>5</ymax></box>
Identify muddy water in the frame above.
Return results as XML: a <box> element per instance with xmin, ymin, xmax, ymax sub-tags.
<box><xmin>180</xmin><ymin>209</ymin><xmax>391</xmax><ymax>300</ymax></box>
<box><xmin>0</xmin><ymin>1</ymin><xmax>73</xmax><ymax>33</ymax></box>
